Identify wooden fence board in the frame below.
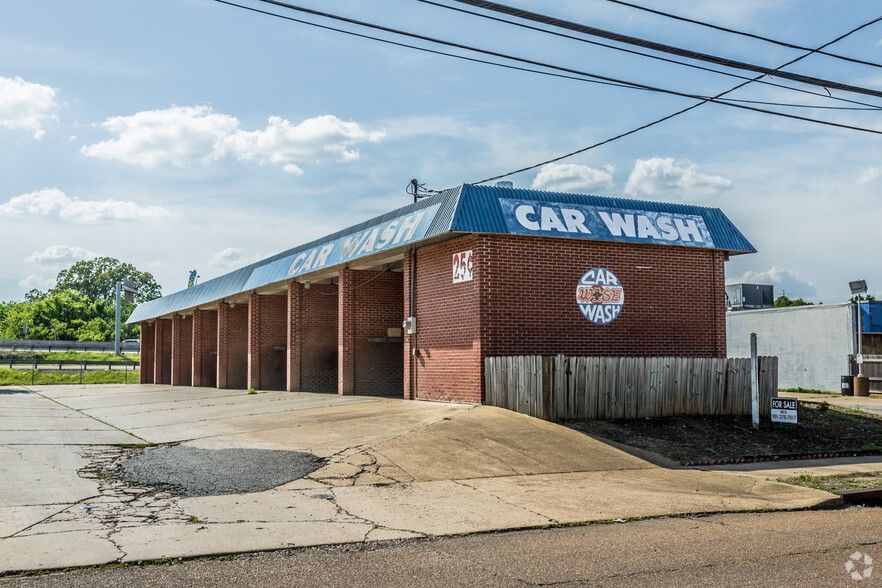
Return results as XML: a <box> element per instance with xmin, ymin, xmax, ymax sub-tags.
<box><xmin>485</xmin><ymin>355</ymin><xmax>779</xmax><ymax>421</ymax></box>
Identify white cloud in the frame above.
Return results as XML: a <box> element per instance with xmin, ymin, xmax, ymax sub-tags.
<box><xmin>209</xmin><ymin>247</ymin><xmax>264</xmax><ymax>267</ymax></box>
<box><xmin>81</xmin><ymin>105</ymin><xmax>237</xmax><ymax>167</ymax></box>
<box><xmin>0</xmin><ymin>188</ymin><xmax>174</xmax><ymax>224</ymax></box>
<box><xmin>857</xmin><ymin>167</ymin><xmax>882</xmax><ymax>184</ymax></box>
<box><xmin>25</xmin><ymin>245</ymin><xmax>98</xmax><ymax>265</ymax></box>
<box><xmin>727</xmin><ymin>267</ymin><xmax>817</xmax><ymax>300</ymax></box>
<box><xmin>19</xmin><ymin>274</ymin><xmax>55</xmax><ymax>292</ymax></box>
<box><xmin>530</xmin><ymin>163</ymin><xmax>615</xmax><ymax>193</ymax></box>
<box><xmin>0</xmin><ymin>76</ymin><xmax>59</xmax><ymax>139</ymax></box>
<box><xmin>624</xmin><ymin>157</ymin><xmax>732</xmax><ymax>199</ymax></box>
<box><xmin>228</xmin><ymin>115</ymin><xmax>383</xmax><ymax>166</ymax></box>
<box><xmin>81</xmin><ymin>106</ymin><xmax>383</xmax><ymax>173</ymax></box>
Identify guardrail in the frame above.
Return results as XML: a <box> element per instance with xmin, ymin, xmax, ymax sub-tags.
<box><xmin>3</xmin><ymin>359</ymin><xmax>139</xmax><ymax>369</ymax></box>
<box><xmin>0</xmin><ymin>339</ymin><xmax>140</xmax><ymax>352</ymax></box>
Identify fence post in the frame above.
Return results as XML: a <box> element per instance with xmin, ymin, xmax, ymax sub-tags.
<box><xmin>542</xmin><ymin>356</ymin><xmax>552</xmax><ymax>421</ymax></box>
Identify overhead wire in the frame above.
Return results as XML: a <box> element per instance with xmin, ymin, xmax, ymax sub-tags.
<box><xmin>416</xmin><ymin>0</ymin><xmax>882</xmax><ymax>110</ymax></box>
<box><xmin>216</xmin><ymin>0</ymin><xmax>880</xmax><ymax>112</ymax></box>
<box><xmin>221</xmin><ymin>0</ymin><xmax>882</xmax><ymax>132</ymax></box>
<box><xmin>212</xmin><ymin>0</ymin><xmax>882</xmax><ymax>187</ymax></box>
<box><xmin>600</xmin><ymin>0</ymin><xmax>882</xmax><ymax>70</ymax></box>
<box><xmin>469</xmin><ymin>11</ymin><xmax>882</xmax><ymax>184</ymax></box>
<box><xmin>214</xmin><ymin>0</ymin><xmax>638</xmax><ymax>92</ymax></box>
<box><xmin>446</xmin><ymin>0</ymin><xmax>882</xmax><ymax>99</ymax></box>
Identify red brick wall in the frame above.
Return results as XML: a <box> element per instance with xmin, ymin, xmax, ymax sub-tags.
<box><xmin>193</xmin><ymin>309</ymin><xmax>217</xmax><ymax>387</ymax></box>
<box><xmin>406</xmin><ymin>236</ymin><xmax>483</xmax><ymax>403</ymax></box>
<box><xmin>480</xmin><ymin>235</ymin><xmax>727</xmax><ymax>357</ymax></box>
<box><xmin>140</xmin><ymin>321</ymin><xmax>155</xmax><ymax>384</ymax></box>
<box><xmin>301</xmin><ymin>284</ymin><xmax>338</xmax><ymax>393</ymax></box>
<box><xmin>219</xmin><ymin>303</ymin><xmax>248</xmax><ymax>390</ymax></box>
<box><xmin>408</xmin><ymin>234</ymin><xmax>728</xmax><ymax>403</ymax></box>
<box><xmin>248</xmin><ymin>294</ymin><xmax>287</xmax><ymax>391</ymax></box>
<box><xmin>171</xmin><ymin>315</ymin><xmax>193</xmax><ymax>386</ymax></box>
<box><xmin>339</xmin><ymin>269</ymin><xmax>404</xmax><ymax>396</ymax></box>
<box><xmin>154</xmin><ymin>318</ymin><xmax>172</xmax><ymax>385</ymax></box>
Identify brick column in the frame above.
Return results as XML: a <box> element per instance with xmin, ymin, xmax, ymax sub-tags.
<box><xmin>338</xmin><ymin>269</ymin><xmax>356</xmax><ymax>395</ymax></box>
<box><xmin>171</xmin><ymin>315</ymin><xmax>183</xmax><ymax>385</ymax></box>
<box><xmin>287</xmin><ymin>282</ymin><xmax>303</xmax><ymax>392</ymax></box>
<box><xmin>217</xmin><ymin>303</ymin><xmax>229</xmax><ymax>389</ymax></box>
<box><xmin>247</xmin><ymin>293</ymin><xmax>261</xmax><ymax>390</ymax></box>
<box><xmin>192</xmin><ymin>310</ymin><xmax>203</xmax><ymax>387</ymax></box>
<box><xmin>156</xmin><ymin>318</ymin><xmax>174</xmax><ymax>385</ymax></box>
<box><xmin>402</xmin><ymin>251</ymin><xmax>414</xmax><ymax>399</ymax></box>
<box><xmin>140</xmin><ymin>321</ymin><xmax>155</xmax><ymax>384</ymax></box>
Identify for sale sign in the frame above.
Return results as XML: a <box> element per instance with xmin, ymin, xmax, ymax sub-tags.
<box><xmin>770</xmin><ymin>397</ymin><xmax>798</xmax><ymax>424</ymax></box>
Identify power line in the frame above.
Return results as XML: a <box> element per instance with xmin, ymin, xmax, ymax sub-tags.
<box><xmin>471</xmin><ymin>13</ymin><xmax>882</xmax><ymax>185</ymax></box>
<box><xmin>214</xmin><ymin>0</ymin><xmax>640</xmax><ymax>91</ymax></box>
<box><xmin>601</xmin><ymin>0</ymin><xmax>882</xmax><ymax>69</ymax></box>
<box><xmin>218</xmin><ymin>0</ymin><xmax>880</xmax><ymax>112</ymax></box>
<box><xmin>417</xmin><ymin>0</ymin><xmax>882</xmax><ymax>110</ymax></box>
<box><xmin>447</xmin><ymin>0</ymin><xmax>882</xmax><ymax>99</ymax></box>
<box><xmin>230</xmin><ymin>0</ymin><xmax>882</xmax><ymax>132</ymax></box>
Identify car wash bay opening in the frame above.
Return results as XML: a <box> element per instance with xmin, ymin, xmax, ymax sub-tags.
<box><xmin>129</xmin><ymin>183</ymin><xmax>754</xmax><ymax>403</ymax></box>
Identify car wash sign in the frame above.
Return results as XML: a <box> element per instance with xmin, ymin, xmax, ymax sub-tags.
<box><xmin>243</xmin><ymin>203</ymin><xmax>441</xmax><ymax>290</ymax></box>
<box><xmin>577</xmin><ymin>268</ymin><xmax>624</xmax><ymax>325</ymax></box>
<box><xmin>500</xmin><ymin>198</ymin><xmax>715</xmax><ymax>249</ymax></box>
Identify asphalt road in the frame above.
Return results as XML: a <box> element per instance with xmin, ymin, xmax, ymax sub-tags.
<box><xmin>2</xmin><ymin>508</ymin><xmax>880</xmax><ymax>587</ymax></box>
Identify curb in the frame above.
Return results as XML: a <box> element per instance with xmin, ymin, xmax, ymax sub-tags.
<box><xmin>684</xmin><ymin>449</ymin><xmax>882</xmax><ymax>467</ymax></box>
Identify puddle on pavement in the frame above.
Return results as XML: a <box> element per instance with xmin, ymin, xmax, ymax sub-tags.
<box><xmin>116</xmin><ymin>445</ymin><xmax>325</xmax><ymax>497</ymax></box>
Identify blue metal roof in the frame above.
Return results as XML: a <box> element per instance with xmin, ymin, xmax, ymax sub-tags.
<box><xmin>128</xmin><ymin>184</ymin><xmax>754</xmax><ymax>323</ymax></box>
<box><xmin>450</xmin><ymin>184</ymin><xmax>755</xmax><ymax>253</ymax></box>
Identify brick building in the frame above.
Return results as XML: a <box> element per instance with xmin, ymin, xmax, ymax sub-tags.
<box><xmin>129</xmin><ymin>183</ymin><xmax>754</xmax><ymax>403</ymax></box>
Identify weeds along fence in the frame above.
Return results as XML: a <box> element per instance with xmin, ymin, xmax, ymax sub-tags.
<box><xmin>484</xmin><ymin>355</ymin><xmax>778</xmax><ymax>421</ymax></box>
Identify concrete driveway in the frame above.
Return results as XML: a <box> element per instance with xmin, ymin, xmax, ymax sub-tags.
<box><xmin>0</xmin><ymin>384</ymin><xmax>839</xmax><ymax>574</ymax></box>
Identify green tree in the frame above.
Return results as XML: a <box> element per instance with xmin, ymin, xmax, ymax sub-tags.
<box><xmin>0</xmin><ymin>257</ymin><xmax>158</xmax><ymax>342</ymax></box>
<box><xmin>0</xmin><ymin>289</ymin><xmax>139</xmax><ymax>341</ymax></box>
<box><xmin>53</xmin><ymin>257</ymin><xmax>161</xmax><ymax>303</ymax></box>
<box><xmin>850</xmin><ymin>294</ymin><xmax>876</xmax><ymax>302</ymax></box>
<box><xmin>774</xmin><ymin>295</ymin><xmax>814</xmax><ymax>307</ymax></box>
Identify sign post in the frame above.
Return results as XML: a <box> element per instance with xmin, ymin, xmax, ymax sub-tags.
<box><xmin>750</xmin><ymin>333</ymin><xmax>759</xmax><ymax>430</ymax></box>
<box><xmin>770</xmin><ymin>397</ymin><xmax>798</xmax><ymax>426</ymax></box>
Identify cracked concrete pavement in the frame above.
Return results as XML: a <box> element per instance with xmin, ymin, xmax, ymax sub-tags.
<box><xmin>0</xmin><ymin>384</ymin><xmax>842</xmax><ymax>574</ymax></box>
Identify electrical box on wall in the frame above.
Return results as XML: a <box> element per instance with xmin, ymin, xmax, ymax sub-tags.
<box><xmin>402</xmin><ymin>316</ymin><xmax>416</xmax><ymax>334</ymax></box>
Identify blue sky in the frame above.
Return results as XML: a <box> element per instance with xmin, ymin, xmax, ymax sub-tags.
<box><xmin>2</xmin><ymin>0</ymin><xmax>882</xmax><ymax>303</ymax></box>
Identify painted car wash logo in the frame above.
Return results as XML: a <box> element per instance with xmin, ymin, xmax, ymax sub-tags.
<box><xmin>576</xmin><ymin>268</ymin><xmax>624</xmax><ymax>325</ymax></box>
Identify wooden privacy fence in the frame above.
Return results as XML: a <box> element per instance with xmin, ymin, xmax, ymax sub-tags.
<box><xmin>484</xmin><ymin>355</ymin><xmax>778</xmax><ymax>421</ymax></box>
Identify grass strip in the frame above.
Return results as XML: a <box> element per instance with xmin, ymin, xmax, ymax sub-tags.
<box><xmin>0</xmin><ymin>368</ymin><xmax>139</xmax><ymax>386</ymax></box>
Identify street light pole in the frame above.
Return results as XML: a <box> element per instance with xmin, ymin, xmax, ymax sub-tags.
<box><xmin>849</xmin><ymin>280</ymin><xmax>869</xmax><ymax>378</ymax></box>
<box><xmin>115</xmin><ymin>281</ymin><xmax>139</xmax><ymax>356</ymax></box>
<box><xmin>115</xmin><ymin>282</ymin><xmax>122</xmax><ymax>356</ymax></box>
